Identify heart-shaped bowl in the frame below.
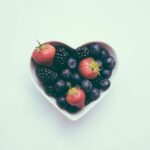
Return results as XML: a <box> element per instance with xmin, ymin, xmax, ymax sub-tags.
<box><xmin>29</xmin><ymin>41</ymin><xmax>118</xmax><ymax>121</ymax></box>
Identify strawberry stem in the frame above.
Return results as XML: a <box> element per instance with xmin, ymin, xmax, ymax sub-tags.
<box><xmin>37</xmin><ymin>40</ymin><xmax>41</xmax><ymax>46</ymax></box>
<box><xmin>68</xmin><ymin>87</ymin><xmax>77</xmax><ymax>95</ymax></box>
<box><xmin>37</xmin><ymin>40</ymin><xmax>42</xmax><ymax>50</ymax></box>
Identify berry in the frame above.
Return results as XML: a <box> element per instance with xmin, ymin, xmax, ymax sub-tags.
<box><xmin>54</xmin><ymin>79</ymin><xmax>68</xmax><ymax>93</ymax></box>
<box><xmin>61</xmin><ymin>69</ymin><xmax>71</xmax><ymax>80</ymax></box>
<box><xmin>50</xmin><ymin>65</ymin><xmax>61</xmax><ymax>73</ymax></box>
<box><xmin>74</xmin><ymin>46</ymin><xmax>90</xmax><ymax>60</ymax></box>
<box><xmin>68</xmin><ymin>57</ymin><xmax>77</xmax><ymax>69</ymax></box>
<box><xmin>96</xmin><ymin>60</ymin><xmax>103</xmax><ymax>67</ymax></box>
<box><xmin>44</xmin><ymin>85</ymin><xmax>54</xmax><ymax>94</ymax></box>
<box><xmin>66</xmin><ymin>104</ymin><xmax>80</xmax><ymax>113</ymax></box>
<box><xmin>71</xmin><ymin>73</ymin><xmax>82</xmax><ymax>83</ymax></box>
<box><xmin>89</xmin><ymin>88</ymin><xmax>100</xmax><ymax>101</ymax></box>
<box><xmin>66</xmin><ymin>87</ymin><xmax>85</xmax><ymax>109</ymax></box>
<box><xmin>36</xmin><ymin>66</ymin><xmax>58</xmax><ymax>85</ymax></box>
<box><xmin>92</xmin><ymin>76</ymin><xmax>102</xmax><ymax>88</ymax></box>
<box><xmin>66</xmin><ymin>81</ymin><xmax>72</xmax><ymax>89</ymax></box>
<box><xmin>99</xmin><ymin>48</ymin><xmax>109</xmax><ymax>61</ymax></box>
<box><xmin>81</xmin><ymin>80</ymin><xmax>92</xmax><ymax>93</ymax></box>
<box><xmin>101</xmin><ymin>69</ymin><xmax>112</xmax><ymax>79</ymax></box>
<box><xmin>44</xmin><ymin>85</ymin><xmax>57</xmax><ymax>97</ymax></box>
<box><xmin>79</xmin><ymin>57</ymin><xmax>100</xmax><ymax>79</ymax></box>
<box><xmin>32</xmin><ymin>42</ymin><xmax>56</xmax><ymax>66</ymax></box>
<box><xmin>89</xmin><ymin>44</ymin><xmax>101</xmax><ymax>58</ymax></box>
<box><xmin>54</xmin><ymin>47</ymin><xmax>69</xmax><ymax>67</ymax></box>
<box><xmin>100</xmin><ymin>79</ymin><xmax>110</xmax><ymax>91</ymax></box>
<box><xmin>56</xmin><ymin>96</ymin><xmax>68</xmax><ymax>109</ymax></box>
<box><xmin>104</xmin><ymin>56</ymin><xmax>115</xmax><ymax>70</ymax></box>
<box><xmin>85</xmin><ymin>97</ymin><xmax>92</xmax><ymax>105</ymax></box>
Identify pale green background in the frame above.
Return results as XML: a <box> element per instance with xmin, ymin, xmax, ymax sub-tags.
<box><xmin>0</xmin><ymin>0</ymin><xmax>150</xmax><ymax>150</ymax></box>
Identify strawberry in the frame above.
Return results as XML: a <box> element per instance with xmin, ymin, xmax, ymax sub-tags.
<box><xmin>32</xmin><ymin>41</ymin><xmax>56</xmax><ymax>66</ymax></box>
<box><xmin>79</xmin><ymin>57</ymin><xmax>100</xmax><ymax>79</ymax></box>
<box><xmin>66</xmin><ymin>87</ymin><xmax>85</xmax><ymax>109</ymax></box>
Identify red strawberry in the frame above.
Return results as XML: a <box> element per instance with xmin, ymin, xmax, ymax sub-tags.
<box><xmin>32</xmin><ymin>41</ymin><xmax>56</xmax><ymax>66</ymax></box>
<box><xmin>66</xmin><ymin>87</ymin><xmax>85</xmax><ymax>109</ymax></box>
<box><xmin>79</xmin><ymin>57</ymin><xmax>100</xmax><ymax>79</ymax></box>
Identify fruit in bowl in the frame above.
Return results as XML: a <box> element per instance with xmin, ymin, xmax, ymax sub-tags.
<box><xmin>31</xmin><ymin>41</ymin><xmax>116</xmax><ymax>114</ymax></box>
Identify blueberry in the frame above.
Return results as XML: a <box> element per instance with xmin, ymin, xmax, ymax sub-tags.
<box><xmin>61</xmin><ymin>69</ymin><xmax>71</xmax><ymax>80</ymax></box>
<box><xmin>89</xmin><ymin>88</ymin><xmax>100</xmax><ymax>101</ymax></box>
<box><xmin>89</xmin><ymin>44</ymin><xmax>101</xmax><ymax>58</ymax></box>
<box><xmin>85</xmin><ymin>97</ymin><xmax>92</xmax><ymax>105</ymax></box>
<box><xmin>72</xmin><ymin>73</ymin><xmax>82</xmax><ymax>83</ymax></box>
<box><xmin>68</xmin><ymin>57</ymin><xmax>77</xmax><ymax>69</ymax></box>
<box><xmin>101</xmin><ymin>69</ymin><xmax>112</xmax><ymax>79</ymax></box>
<box><xmin>100</xmin><ymin>79</ymin><xmax>110</xmax><ymax>91</ymax></box>
<box><xmin>44</xmin><ymin>85</ymin><xmax>54</xmax><ymax>95</ymax></box>
<box><xmin>66</xmin><ymin>104</ymin><xmax>80</xmax><ymax>114</ymax></box>
<box><xmin>56</xmin><ymin>96</ymin><xmax>68</xmax><ymax>109</ymax></box>
<box><xmin>96</xmin><ymin>59</ymin><xmax>102</xmax><ymax>66</ymax></box>
<box><xmin>54</xmin><ymin>79</ymin><xmax>67</xmax><ymax>93</ymax></box>
<box><xmin>66</xmin><ymin>81</ymin><xmax>72</xmax><ymax>89</ymax></box>
<box><xmin>81</xmin><ymin>80</ymin><xmax>92</xmax><ymax>93</ymax></box>
<box><xmin>99</xmin><ymin>48</ymin><xmax>109</xmax><ymax>61</ymax></box>
<box><xmin>104</xmin><ymin>56</ymin><xmax>115</xmax><ymax>70</ymax></box>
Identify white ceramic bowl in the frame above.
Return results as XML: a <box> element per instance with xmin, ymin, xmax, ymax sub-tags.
<box><xmin>29</xmin><ymin>41</ymin><xmax>118</xmax><ymax>121</ymax></box>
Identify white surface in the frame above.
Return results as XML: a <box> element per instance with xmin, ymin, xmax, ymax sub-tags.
<box><xmin>0</xmin><ymin>0</ymin><xmax>150</xmax><ymax>150</ymax></box>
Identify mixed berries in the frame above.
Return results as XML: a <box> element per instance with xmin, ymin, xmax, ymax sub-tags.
<box><xmin>32</xmin><ymin>42</ymin><xmax>116</xmax><ymax>114</ymax></box>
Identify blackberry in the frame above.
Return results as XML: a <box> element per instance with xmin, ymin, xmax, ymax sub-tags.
<box><xmin>50</xmin><ymin>65</ymin><xmax>61</xmax><ymax>73</ymax></box>
<box><xmin>91</xmin><ymin>75</ymin><xmax>102</xmax><ymax>89</ymax></box>
<box><xmin>36</xmin><ymin>66</ymin><xmax>58</xmax><ymax>85</ymax></box>
<box><xmin>54</xmin><ymin>47</ymin><xmax>69</xmax><ymax>67</ymax></box>
<box><xmin>74</xmin><ymin>46</ymin><xmax>90</xmax><ymax>60</ymax></box>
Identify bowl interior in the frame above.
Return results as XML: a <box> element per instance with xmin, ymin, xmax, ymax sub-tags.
<box><xmin>29</xmin><ymin>41</ymin><xmax>118</xmax><ymax>121</ymax></box>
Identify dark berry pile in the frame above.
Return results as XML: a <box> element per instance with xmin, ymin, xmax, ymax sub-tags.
<box><xmin>32</xmin><ymin>42</ymin><xmax>116</xmax><ymax>114</ymax></box>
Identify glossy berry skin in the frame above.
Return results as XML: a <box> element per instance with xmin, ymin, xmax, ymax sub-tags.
<box><xmin>45</xmin><ymin>85</ymin><xmax>54</xmax><ymax>95</ymax></box>
<box><xmin>81</xmin><ymin>80</ymin><xmax>92</xmax><ymax>93</ymax></box>
<box><xmin>100</xmin><ymin>79</ymin><xmax>110</xmax><ymax>91</ymax></box>
<box><xmin>61</xmin><ymin>69</ymin><xmax>72</xmax><ymax>80</ymax></box>
<box><xmin>56</xmin><ymin>97</ymin><xmax>68</xmax><ymax>109</ymax></box>
<box><xmin>104</xmin><ymin>56</ymin><xmax>115</xmax><ymax>70</ymax></box>
<box><xmin>101</xmin><ymin>69</ymin><xmax>112</xmax><ymax>79</ymax></box>
<box><xmin>66</xmin><ymin>88</ymin><xmax>85</xmax><ymax>109</ymax></box>
<box><xmin>66</xmin><ymin>81</ymin><xmax>72</xmax><ymax>89</ymax></box>
<box><xmin>32</xmin><ymin>43</ymin><xmax>56</xmax><ymax>66</ymax></box>
<box><xmin>79</xmin><ymin>57</ymin><xmax>100</xmax><ymax>79</ymax></box>
<box><xmin>96</xmin><ymin>60</ymin><xmax>102</xmax><ymax>67</ymax></box>
<box><xmin>91</xmin><ymin>76</ymin><xmax>101</xmax><ymax>88</ymax></box>
<box><xmin>68</xmin><ymin>58</ymin><xmax>77</xmax><ymax>69</ymax></box>
<box><xmin>54</xmin><ymin>79</ymin><xmax>67</xmax><ymax>93</ymax></box>
<box><xmin>66</xmin><ymin>104</ymin><xmax>79</xmax><ymax>114</ymax></box>
<box><xmin>99</xmin><ymin>48</ymin><xmax>109</xmax><ymax>61</ymax></box>
<box><xmin>89</xmin><ymin>44</ymin><xmax>101</xmax><ymax>58</ymax></box>
<box><xmin>72</xmin><ymin>73</ymin><xmax>82</xmax><ymax>83</ymax></box>
<box><xmin>85</xmin><ymin>97</ymin><xmax>92</xmax><ymax>105</ymax></box>
<box><xmin>89</xmin><ymin>88</ymin><xmax>100</xmax><ymax>101</ymax></box>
